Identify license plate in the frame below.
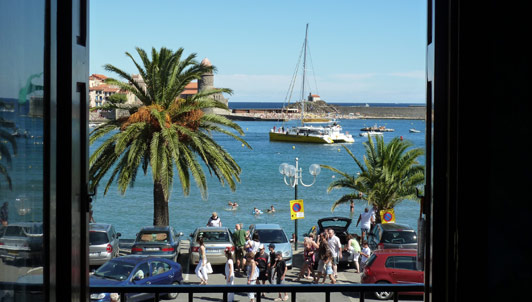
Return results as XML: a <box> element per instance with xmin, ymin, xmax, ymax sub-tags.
<box><xmin>207</xmin><ymin>249</ymin><xmax>221</xmax><ymax>253</ymax></box>
<box><xmin>145</xmin><ymin>248</ymin><xmax>160</xmax><ymax>251</ymax></box>
<box><xmin>89</xmin><ymin>252</ymin><xmax>98</xmax><ymax>257</ymax></box>
<box><xmin>8</xmin><ymin>251</ymin><xmax>18</xmax><ymax>255</ymax></box>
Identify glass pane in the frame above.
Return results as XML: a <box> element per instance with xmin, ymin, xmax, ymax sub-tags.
<box><xmin>0</xmin><ymin>0</ymin><xmax>45</xmax><ymax>301</ymax></box>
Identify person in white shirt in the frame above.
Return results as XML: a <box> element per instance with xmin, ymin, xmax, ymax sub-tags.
<box><xmin>225</xmin><ymin>248</ymin><xmax>235</xmax><ymax>302</ymax></box>
<box><xmin>356</xmin><ymin>207</ymin><xmax>375</xmax><ymax>242</ymax></box>
<box><xmin>326</xmin><ymin>228</ymin><xmax>342</xmax><ymax>278</ymax></box>
<box><xmin>207</xmin><ymin>212</ymin><xmax>222</xmax><ymax>227</ymax></box>
<box><xmin>360</xmin><ymin>241</ymin><xmax>371</xmax><ymax>270</ymax></box>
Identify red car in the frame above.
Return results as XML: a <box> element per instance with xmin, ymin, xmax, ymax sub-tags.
<box><xmin>360</xmin><ymin>249</ymin><xmax>424</xmax><ymax>300</ymax></box>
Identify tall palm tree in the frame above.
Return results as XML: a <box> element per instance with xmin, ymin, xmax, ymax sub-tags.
<box><xmin>89</xmin><ymin>47</ymin><xmax>250</xmax><ymax>226</ymax></box>
<box><xmin>321</xmin><ymin>135</ymin><xmax>424</xmax><ymax>223</ymax></box>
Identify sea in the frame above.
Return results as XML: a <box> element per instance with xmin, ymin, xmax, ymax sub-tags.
<box><xmin>1</xmin><ymin>100</ymin><xmax>426</xmax><ymax>241</ymax></box>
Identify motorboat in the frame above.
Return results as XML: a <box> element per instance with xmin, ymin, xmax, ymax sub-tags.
<box><xmin>359</xmin><ymin>131</ymin><xmax>384</xmax><ymax>137</ymax></box>
<box><xmin>409</xmin><ymin>128</ymin><xmax>421</xmax><ymax>133</ymax></box>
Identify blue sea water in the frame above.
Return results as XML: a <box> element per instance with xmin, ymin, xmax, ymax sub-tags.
<box><xmin>1</xmin><ymin>99</ymin><xmax>425</xmax><ymax>240</ymax></box>
<box><xmin>90</xmin><ymin>118</ymin><xmax>426</xmax><ymax>239</ymax></box>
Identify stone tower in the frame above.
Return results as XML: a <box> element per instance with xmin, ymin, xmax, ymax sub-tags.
<box><xmin>199</xmin><ymin>58</ymin><xmax>228</xmax><ymax>107</ymax></box>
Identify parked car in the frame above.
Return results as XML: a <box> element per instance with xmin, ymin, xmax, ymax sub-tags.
<box><xmin>90</xmin><ymin>256</ymin><xmax>183</xmax><ymax>301</ymax></box>
<box><xmin>367</xmin><ymin>223</ymin><xmax>418</xmax><ymax>251</ymax></box>
<box><xmin>189</xmin><ymin>227</ymin><xmax>234</xmax><ymax>266</ymax></box>
<box><xmin>361</xmin><ymin>249</ymin><xmax>423</xmax><ymax>300</ymax></box>
<box><xmin>303</xmin><ymin>217</ymin><xmax>352</xmax><ymax>264</ymax></box>
<box><xmin>89</xmin><ymin>223</ymin><xmax>121</xmax><ymax>266</ymax></box>
<box><xmin>0</xmin><ymin>222</ymin><xmax>43</xmax><ymax>264</ymax></box>
<box><xmin>249</xmin><ymin>224</ymin><xmax>292</xmax><ymax>267</ymax></box>
<box><xmin>130</xmin><ymin>226</ymin><xmax>182</xmax><ymax>262</ymax></box>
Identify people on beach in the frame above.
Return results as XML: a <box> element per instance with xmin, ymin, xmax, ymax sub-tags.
<box><xmin>225</xmin><ymin>248</ymin><xmax>235</xmax><ymax>302</ymax></box>
<box><xmin>195</xmin><ymin>237</ymin><xmax>209</xmax><ymax>285</ymax></box>
<box><xmin>360</xmin><ymin>241</ymin><xmax>371</xmax><ymax>270</ymax></box>
<box><xmin>207</xmin><ymin>212</ymin><xmax>222</xmax><ymax>227</ymax></box>
<box><xmin>254</xmin><ymin>244</ymin><xmax>270</xmax><ymax>295</ymax></box>
<box><xmin>356</xmin><ymin>207</ymin><xmax>375</xmax><ymax>243</ymax></box>
<box><xmin>327</xmin><ymin>228</ymin><xmax>342</xmax><ymax>278</ymax></box>
<box><xmin>267</xmin><ymin>205</ymin><xmax>276</xmax><ymax>213</ymax></box>
<box><xmin>345</xmin><ymin>233</ymin><xmax>362</xmax><ymax>273</ymax></box>
<box><xmin>273</xmin><ymin>251</ymin><xmax>288</xmax><ymax>301</ymax></box>
<box><xmin>233</xmin><ymin>223</ymin><xmax>247</xmax><ymax>274</ymax></box>
<box><xmin>245</xmin><ymin>252</ymin><xmax>260</xmax><ymax>302</ymax></box>
<box><xmin>1</xmin><ymin>202</ymin><xmax>8</xmax><ymax>226</ymax></box>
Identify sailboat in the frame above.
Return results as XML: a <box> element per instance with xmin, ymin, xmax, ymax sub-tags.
<box><xmin>269</xmin><ymin>24</ymin><xmax>354</xmax><ymax>144</ymax></box>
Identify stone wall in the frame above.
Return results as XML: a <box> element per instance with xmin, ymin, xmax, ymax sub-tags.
<box><xmin>335</xmin><ymin>106</ymin><xmax>426</xmax><ymax>120</ymax></box>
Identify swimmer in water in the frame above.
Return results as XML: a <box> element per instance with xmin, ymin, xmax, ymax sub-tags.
<box><xmin>266</xmin><ymin>205</ymin><xmax>276</xmax><ymax>213</ymax></box>
<box><xmin>253</xmin><ymin>207</ymin><xmax>262</xmax><ymax>215</ymax></box>
<box><xmin>228</xmin><ymin>201</ymin><xmax>239</xmax><ymax>210</ymax></box>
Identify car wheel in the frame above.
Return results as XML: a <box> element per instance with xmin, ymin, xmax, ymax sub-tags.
<box><xmin>165</xmin><ymin>281</ymin><xmax>180</xmax><ymax>299</ymax></box>
<box><xmin>374</xmin><ymin>281</ymin><xmax>394</xmax><ymax>300</ymax></box>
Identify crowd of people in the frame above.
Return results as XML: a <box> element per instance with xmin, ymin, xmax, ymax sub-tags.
<box><xmin>195</xmin><ymin>205</ymin><xmax>377</xmax><ymax>302</ymax></box>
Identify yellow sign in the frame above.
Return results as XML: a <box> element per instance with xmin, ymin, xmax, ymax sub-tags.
<box><xmin>290</xmin><ymin>199</ymin><xmax>304</xmax><ymax>220</ymax></box>
<box><xmin>380</xmin><ymin>209</ymin><xmax>396</xmax><ymax>223</ymax></box>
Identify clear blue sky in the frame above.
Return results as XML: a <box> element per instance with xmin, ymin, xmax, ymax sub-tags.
<box><xmin>90</xmin><ymin>0</ymin><xmax>427</xmax><ymax>103</ymax></box>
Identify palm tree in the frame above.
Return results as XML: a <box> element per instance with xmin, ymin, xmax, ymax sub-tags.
<box><xmin>321</xmin><ymin>135</ymin><xmax>424</xmax><ymax>223</ymax></box>
<box><xmin>89</xmin><ymin>47</ymin><xmax>250</xmax><ymax>226</ymax></box>
<box><xmin>0</xmin><ymin>116</ymin><xmax>17</xmax><ymax>190</ymax></box>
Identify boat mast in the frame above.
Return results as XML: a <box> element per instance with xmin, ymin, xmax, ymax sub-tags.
<box><xmin>300</xmin><ymin>23</ymin><xmax>308</xmax><ymax>125</ymax></box>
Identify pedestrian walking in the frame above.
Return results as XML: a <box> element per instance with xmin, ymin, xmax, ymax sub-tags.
<box><xmin>360</xmin><ymin>241</ymin><xmax>371</xmax><ymax>270</ymax></box>
<box><xmin>313</xmin><ymin>233</ymin><xmax>329</xmax><ymax>284</ymax></box>
<box><xmin>225</xmin><ymin>248</ymin><xmax>235</xmax><ymax>302</ymax></box>
<box><xmin>195</xmin><ymin>237</ymin><xmax>209</xmax><ymax>285</ymax></box>
<box><xmin>267</xmin><ymin>243</ymin><xmax>276</xmax><ymax>284</ymax></box>
<box><xmin>326</xmin><ymin>228</ymin><xmax>342</xmax><ymax>278</ymax></box>
<box><xmin>273</xmin><ymin>251</ymin><xmax>289</xmax><ymax>301</ymax></box>
<box><xmin>322</xmin><ymin>249</ymin><xmax>336</xmax><ymax>284</ymax></box>
<box><xmin>246</xmin><ymin>252</ymin><xmax>260</xmax><ymax>302</ymax></box>
<box><xmin>233</xmin><ymin>223</ymin><xmax>247</xmax><ymax>274</ymax></box>
<box><xmin>296</xmin><ymin>237</ymin><xmax>315</xmax><ymax>281</ymax></box>
<box><xmin>356</xmin><ymin>207</ymin><xmax>375</xmax><ymax>243</ymax></box>
<box><xmin>254</xmin><ymin>244</ymin><xmax>269</xmax><ymax>297</ymax></box>
<box><xmin>345</xmin><ymin>234</ymin><xmax>362</xmax><ymax>272</ymax></box>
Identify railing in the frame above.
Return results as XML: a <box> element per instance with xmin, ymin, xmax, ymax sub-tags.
<box><xmin>90</xmin><ymin>283</ymin><xmax>425</xmax><ymax>302</ymax></box>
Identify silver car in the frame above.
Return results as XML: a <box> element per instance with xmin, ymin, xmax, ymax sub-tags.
<box><xmin>249</xmin><ymin>224</ymin><xmax>293</xmax><ymax>267</ymax></box>
<box><xmin>189</xmin><ymin>227</ymin><xmax>234</xmax><ymax>266</ymax></box>
<box><xmin>89</xmin><ymin>223</ymin><xmax>121</xmax><ymax>266</ymax></box>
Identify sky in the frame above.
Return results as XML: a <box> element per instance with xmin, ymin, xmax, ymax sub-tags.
<box><xmin>90</xmin><ymin>0</ymin><xmax>427</xmax><ymax>103</ymax></box>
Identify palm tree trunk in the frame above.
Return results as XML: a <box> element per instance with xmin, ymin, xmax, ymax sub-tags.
<box><xmin>153</xmin><ymin>180</ymin><xmax>169</xmax><ymax>226</ymax></box>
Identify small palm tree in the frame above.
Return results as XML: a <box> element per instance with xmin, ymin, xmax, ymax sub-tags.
<box><xmin>89</xmin><ymin>46</ymin><xmax>250</xmax><ymax>226</ymax></box>
<box><xmin>321</xmin><ymin>135</ymin><xmax>424</xmax><ymax>223</ymax></box>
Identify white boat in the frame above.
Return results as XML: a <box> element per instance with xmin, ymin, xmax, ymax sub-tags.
<box><xmin>359</xmin><ymin>131</ymin><xmax>384</xmax><ymax>137</ymax></box>
<box><xmin>269</xmin><ymin>24</ymin><xmax>353</xmax><ymax>144</ymax></box>
<box><xmin>409</xmin><ymin>128</ymin><xmax>421</xmax><ymax>133</ymax></box>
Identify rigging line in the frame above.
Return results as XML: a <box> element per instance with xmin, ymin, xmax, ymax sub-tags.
<box><xmin>279</xmin><ymin>39</ymin><xmax>305</xmax><ymax>124</ymax></box>
<box><xmin>306</xmin><ymin>41</ymin><xmax>320</xmax><ymax>97</ymax></box>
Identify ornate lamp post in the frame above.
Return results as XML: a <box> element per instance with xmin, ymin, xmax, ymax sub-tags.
<box><xmin>279</xmin><ymin>158</ymin><xmax>321</xmax><ymax>251</ymax></box>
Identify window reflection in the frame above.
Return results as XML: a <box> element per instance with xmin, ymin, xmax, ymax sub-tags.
<box><xmin>0</xmin><ymin>0</ymin><xmax>45</xmax><ymax>301</ymax></box>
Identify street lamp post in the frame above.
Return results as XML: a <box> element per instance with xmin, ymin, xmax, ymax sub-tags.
<box><xmin>279</xmin><ymin>158</ymin><xmax>321</xmax><ymax>251</ymax></box>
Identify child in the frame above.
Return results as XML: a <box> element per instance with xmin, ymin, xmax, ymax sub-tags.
<box><xmin>322</xmin><ymin>249</ymin><xmax>336</xmax><ymax>284</ymax></box>
<box><xmin>225</xmin><ymin>248</ymin><xmax>235</xmax><ymax>302</ymax></box>
<box><xmin>360</xmin><ymin>241</ymin><xmax>371</xmax><ymax>270</ymax></box>
<box><xmin>273</xmin><ymin>251</ymin><xmax>289</xmax><ymax>301</ymax></box>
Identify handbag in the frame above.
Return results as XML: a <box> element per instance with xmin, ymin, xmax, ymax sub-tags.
<box><xmin>205</xmin><ymin>262</ymin><xmax>213</xmax><ymax>274</ymax></box>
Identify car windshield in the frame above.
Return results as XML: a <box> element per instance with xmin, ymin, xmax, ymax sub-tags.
<box><xmin>198</xmin><ymin>231</ymin><xmax>229</xmax><ymax>242</ymax></box>
<box><xmin>256</xmin><ymin>229</ymin><xmax>287</xmax><ymax>243</ymax></box>
<box><xmin>4</xmin><ymin>226</ymin><xmax>25</xmax><ymax>237</ymax></box>
<box><xmin>382</xmin><ymin>231</ymin><xmax>417</xmax><ymax>244</ymax></box>
<box><xmin>320</xmin><ymin>220</ymin><xmax>349</xmax><ymax>228</ymax></box>
<box><xmin>137</xmin><ymin>231</ymin><xmax>169</xmax><ymax>243</ymax></box>
<box><xmin>94</xmin><ymin>260</ymin><xmax>135</xmax><ymax>281</ymax></box>
<box><xmin>90</xmin><ymin>232</ymin><xmax>109</xmax><ymax>245</ymax></box>
<box><xmin>23</xmin><ymin>224</ymin><xmax>43</xmax><ymax>235</ymax></box>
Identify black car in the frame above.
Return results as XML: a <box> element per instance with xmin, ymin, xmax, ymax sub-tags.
<box><xmin>305</xmin><ymin>217</ymin><xmax>352</xmax><ymax>245</ymax></box>
<box><xmin>304</xmin><ymin>217</ymin><xmax>352</xmax><ymax>265</ymax></box>
<box><xmin>130</xmin><ymin>226</ymin><xmax>182</xmax><ymax>262</ymax></box>
<box><xmin>367</xmin><ymin>223</ymin><xmax>418</xmax><ymax>251</ymax></box>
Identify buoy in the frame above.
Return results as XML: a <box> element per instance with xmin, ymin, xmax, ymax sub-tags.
<box><xmin>338</xmin><ymin>148</ymin><xmax>341</xmax><ymax>152</ymax></box>
<box><xmin>400</xmin><ymin>136</ymin><xmax>403</xmax><ymax>141</ymax></box>
<box><xmin>242</xmin><ymin>143</ymin><xmax>245</xmax><ymax>147</ymax></box>
<box><xmin>292</xmin><ymin>146</ymin><xmax>295</xmax><ymax>149</ymax></box>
